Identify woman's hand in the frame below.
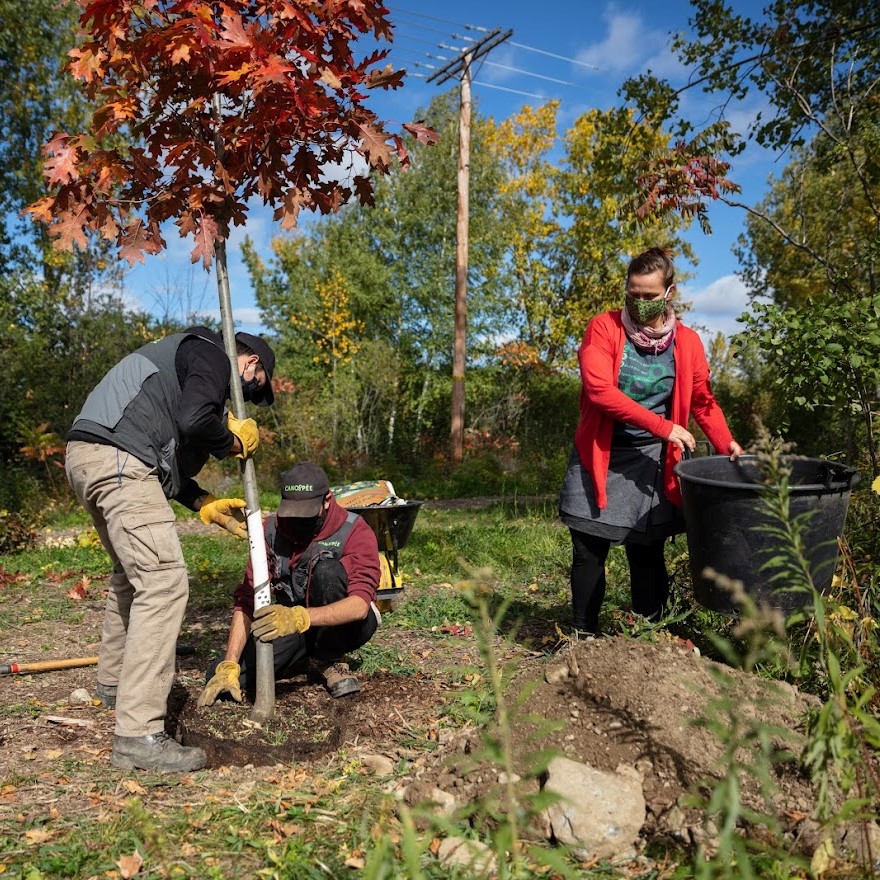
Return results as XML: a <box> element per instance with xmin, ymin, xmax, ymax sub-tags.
<box><xmin>728</xmin><ymin>440</ymin><xmax>744</xmax><ymax>461</ymax></box>
<box><xmin>667</xmin><ymin>424</ymin><xmax>696</xmax><ymax>454</ymax></box>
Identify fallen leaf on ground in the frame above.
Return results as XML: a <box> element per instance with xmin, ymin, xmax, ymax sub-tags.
<box><xmin>438</xmin><ymin>623</ymin><xmax>472</xmax><ymax>636</ymax></box>
<box><xmin>117</xmin><ymin>849</ymin><xmax>144</xmax><ymax>878</ymax></box>
<box><xmin>67</xmin><ymin>576</ymin><xmax>90</xmax><ymax>599</ymax></box>
<box><xmin>25</xmin><ymin>828</ymin><xmax>53</xmax><ymax>845</ymax></box>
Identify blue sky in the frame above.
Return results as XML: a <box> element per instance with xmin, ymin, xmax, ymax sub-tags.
<box><xmin>124</xmin><ymin>0</ymin><xmax>779</xmax><ymax>343</ymax></box>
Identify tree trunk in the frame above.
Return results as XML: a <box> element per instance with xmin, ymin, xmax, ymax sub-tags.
<box><xmin>214</xmin><ymin>236</ymin><xmax>276</xmax><ymax>723</ymax></box>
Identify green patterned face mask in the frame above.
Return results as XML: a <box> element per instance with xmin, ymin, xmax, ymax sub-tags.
<box><xmin>625</xmin><ymin>286</ymin><xmax>671</xmax><ymax>324</ymax></box>
<box><xmin>625</xmin><ymin>295</ymin><xmax>667</xmax><ymax>324</ymax></box>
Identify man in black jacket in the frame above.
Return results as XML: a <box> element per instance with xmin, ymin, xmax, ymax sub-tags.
<box><xmin>65</xmin><ymin>326</ymin><xmax>275</xmax><ymax>772</ymax></box>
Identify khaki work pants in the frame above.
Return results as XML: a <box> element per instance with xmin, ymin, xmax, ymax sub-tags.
<box><xmin>65</xmin><ymin>441</ymin><xmax>189</xmax><ymax>737</ymax></box>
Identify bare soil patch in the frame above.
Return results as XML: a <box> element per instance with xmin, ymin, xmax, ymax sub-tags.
<box><xmin>173</xmin><ymin>672</ymin><xmax>456</xmax><ymax>768</ymax></box>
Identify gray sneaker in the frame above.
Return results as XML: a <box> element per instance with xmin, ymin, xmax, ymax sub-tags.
<box><xmin>315</xmin><ymin>661</ymin><xmax>360</xmax><ymax>698</ymax></box>
<box><xmin>96</xmin><ymin>682</ymin><xmax>117</xmax><ymax>709</ymax></box>
<box><xmin>111</xmin><ymin>732</ymin><xmax>207</xmax><ymax>772</ymax></box>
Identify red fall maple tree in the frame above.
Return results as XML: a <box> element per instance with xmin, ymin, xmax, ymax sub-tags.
<box><xmin>28</xmin><ymin>0</ymin><xmax>436</xmax><ymax>267</ymax></box>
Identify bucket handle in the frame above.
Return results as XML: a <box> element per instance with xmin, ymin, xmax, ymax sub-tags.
<box><xmin>816</xmin><ymin>461</ymin><xmax>859</xmax><ymax>492</ymax></box>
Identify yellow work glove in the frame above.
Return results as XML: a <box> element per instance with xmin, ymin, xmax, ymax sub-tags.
<box><xmin>227</xmin><ymin>413</ymin><xmax>260</xmax><ymax>460</ymax></box>
<box><xmin>199</xmin><ymin>495</ymin><xmax>248</xmax><ymax>539</ymax></box>
<box><xmin>252</xmin><ymin>605</ymin><xmax>311</xmax><ymax>642</ymax></box>
<box><xmin>197</xmin><ymin>660</ymin><xmax>242</xmax><ymax>707</ymax></box>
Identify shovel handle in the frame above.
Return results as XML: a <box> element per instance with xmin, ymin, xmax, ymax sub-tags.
<box><xmin>0</xmin><ymin>656</ymin><xmax>99</xmax><ymax>675</ymax></box>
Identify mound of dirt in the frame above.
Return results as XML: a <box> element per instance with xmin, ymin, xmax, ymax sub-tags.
<box><xmin>403</xmin><ymin>635</ymin><xmax>825</xmax><ymax>849</ymax></box>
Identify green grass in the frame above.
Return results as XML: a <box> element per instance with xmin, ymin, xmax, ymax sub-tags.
<box><xmin>404</xmin><ymin>504</ymin><xmax>570</xmax><ymax>589</ymax></box>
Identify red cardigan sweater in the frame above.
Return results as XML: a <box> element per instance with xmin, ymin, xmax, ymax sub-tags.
<box><xmin>573</xmin><ymin>310</ymin><xmax>735</xmax><ymax>509</ymax></box>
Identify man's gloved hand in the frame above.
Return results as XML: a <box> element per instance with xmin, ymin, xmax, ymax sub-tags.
<box><xmin>197</xmin><ymin>660</ymin><xmax>243</xmax><ymax>707</ymax></box>
<box><xmin>227</xmin><ymin>414</ymin><xmax>260</xmax><ymax>460</ymax></box>
<box><xmin>252</xmin><ymin>605</ymin><xmax>311</xmax><ymax>642</ymax></box>
<box><xmin>199</xmin><ymin>495</ymin><xmax>248</xmax><ymax>539</ymax></box>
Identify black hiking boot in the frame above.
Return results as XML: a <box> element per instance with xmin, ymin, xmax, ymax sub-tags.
<box><xmin>96</xmin><ymin>682</ymin><xmax>117</xmax><ymax>709</ymax></box>
<box><xmin>111</xmin><ymin>732</ymin><xmax>207</xmax><ymax>772</ymax></box>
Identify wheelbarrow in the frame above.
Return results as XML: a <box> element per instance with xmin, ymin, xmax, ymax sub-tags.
<box><xmin>343</xmin><ymin>501</ymin><xmax>423</xmax><ymax>612</ymax></box>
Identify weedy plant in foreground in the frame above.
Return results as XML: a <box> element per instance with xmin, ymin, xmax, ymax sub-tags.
<box><xmin>364</xmin><ymin>567</ymin><xmax>578</xmax><ymax>880</ymax></box>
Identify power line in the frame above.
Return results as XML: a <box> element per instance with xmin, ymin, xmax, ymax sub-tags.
<box><xmin>427</xmin><ymin>28</ymin><xmax>513</xmax><ymax>86</ymax></box>
<box><xmin>394</xmin><ymin>33</ymin><xmax>453</xmax><ymax>49</ymax></box>
<box><xmin>509</xmin><ymin>41</ymin><xmax>600</xmax><ymax>71</ymax></box>
<box><xmin>392</xmin><ymin>18</ymin><xmax>460</xmax><ymax>38</ymax></box>
<box><xmin>473</xmin><ymin>81</ymin><xmax>546</xmax><ymax>100</ymax></box>
<box><xmin>482</xmin><ymin>60</ymin><xmax>575</xmax><ymax>86</ymax></box>
<box><xmin>394</xmin><ymin>7</ymin><xmax>473</xmax><ymax>29</ymax></box>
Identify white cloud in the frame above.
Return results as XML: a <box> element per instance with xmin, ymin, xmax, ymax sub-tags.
<box><xmin>575</xmin><ymin>10</ymin><xmax>664</xmax><ymax>73</ymax></box>
<box><xmin>680</xmin><ymin>274</ymin><xmax>754</xmax><ymax>343</ymax></box>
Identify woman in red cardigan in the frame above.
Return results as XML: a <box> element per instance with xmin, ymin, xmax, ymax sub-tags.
<box><xmin>559</xmin><ymin>247</ymin><xmax>743</xmax><ymax>637</ymax></box>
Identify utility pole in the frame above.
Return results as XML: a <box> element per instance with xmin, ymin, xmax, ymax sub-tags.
<box><xmin>427</xmin><ymin>28</ymin><xmax>512</xmax><ymax>464</ymax></box>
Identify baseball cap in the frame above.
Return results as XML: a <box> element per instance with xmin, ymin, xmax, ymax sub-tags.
<box><xmin>235</xmin><ymin>331</ymin><xmax>276</xmax><ymax>406</ymax></box>
<box><xmin>277</xmin><ymin>462</ymin><xmax>330</xmax><ymax>517</ymax></box>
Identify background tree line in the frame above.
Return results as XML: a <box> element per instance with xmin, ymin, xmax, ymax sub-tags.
<box><xmin>1</xmin><ymin>0</ymin><xmax>877</xmax><ymax>523</ymax></box>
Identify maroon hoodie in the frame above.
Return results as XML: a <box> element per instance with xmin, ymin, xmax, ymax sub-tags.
<box><xmin>233</xmin><ymin>496</ymin><xmax>380</xmax><ymax>618</ymax></box>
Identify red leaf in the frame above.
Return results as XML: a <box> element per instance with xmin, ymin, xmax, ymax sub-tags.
<box><xmin>43</xmin><ymin>133</ymin><xmax>80</xmax><ymax>186</ymax></box>
<box><xmin>273</xmin><ymin>188</ymin><xmax>306</xmax><ymax>230</ymax></box>
<box><xmin>190</xmin><ymin>216</ymin><xmax>219</xmax><ymax>268</ymax></box>
<box><xmin>68</xmin><ymin>45</ymin><xmax>106</xmax><ymax>82</ymax></box>
<box><xmin>357</xmin><ymin>122</ymin><xmax>393</xmax><ymax>169</ymax></box>
<box><xmin>119</xmin><ymin>220</ymin><xmax>163</xmax><ymax>267</ymax></box>
<box><xmin>365</xmin><ymin>64</ymin><xmax>405</xmax><ymax>90</ymax></box>
<box><xmin>67</xmin><ymin>577</ymin><xmax>90</xmax><ymax>600</ymax></box>
<box><xmin>26</xmin><ymin>196</ymin><xmax>55</xmax><ymax>225</ymax></box>
<box><xmin>254</xmin><ymin>55</ymin><xmax>294</xmax><ymax>89</ymax></box>
<box><xmin>402</xmin><ymin>121</ymin><xmax>438</xmax><ymax>146</ymax></box>
<box><xmin>217</xmin><ymin>63</ymin><xmax>253</xmax><ymax>85</ymax></box>
<box><xmin>391</xmin><ymin>134</ymin><xmax>409</xmax><ymax>170</ymax></box>
<box><xmin>218</xmin><ymin>14</ymin><xmax>253</xmax><ymax>51</ymax></box>
<box><xmin>353</xmin><ymin>175</ymin><xmax>374</xmax><ymax>206</ymax></box>
<box><xmin>51</xmin><ymin>206</ymin><xmax>90</xmax><ymax>250</ymax></box>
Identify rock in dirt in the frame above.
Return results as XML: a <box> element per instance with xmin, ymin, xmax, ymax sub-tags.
<box><xmin>437</xmin><ymin>837</ymin><xmax>497</xmax><ymax>874</ymax></box>
<box><xmin>840</xmin><ymin>820</ymin><xmax>880</xmax><ymax>871</ymax></box>
<box><xmin>542</xmin><ymin>756</ymin><xmax>645</xmax><ymax>862</ymax></box>
<box><xmin>402</xmin><ymin>782</ymin><xmax>459</xmax><ymax>817</ymax></box>
<box><xmin>544</xmin><ymin>664</ymin><xmax>569</xmax><ymax>685</ymax></box>
<box><xmin>360</xmin><ymin>753</ymin><xmax>395</xmax><ymax>776</ymax></box>
<box><xmin>69</xmin><ymin>688</ymin><xmax>93</xmax><ymax>705</ymax></box>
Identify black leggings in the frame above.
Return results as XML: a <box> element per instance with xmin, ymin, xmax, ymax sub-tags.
<box><xmin>569</xmin><ymin>529</ymin><xmax>670</xmax><ymax>632</ymax></box>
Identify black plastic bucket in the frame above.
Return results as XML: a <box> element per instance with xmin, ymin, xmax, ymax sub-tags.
<box><xmin>674</xmin><ymin>455</ymin><xmax>859</xmax><ymax>614</ymax></box>
<box><xmin>343</xmin><ymin>502</ymin><xmax>423</xmax><ymax>608</ymax></box>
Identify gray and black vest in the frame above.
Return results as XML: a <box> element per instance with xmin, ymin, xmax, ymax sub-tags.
<box><xmin>266</xmin><ymin>512</ymin><xmax>359</xmax><ymax>606</ymax></box>
<box><xmin>70</xmin><ymin>330</ymin><xmax>223</xmax><ymax>498</ymax></box>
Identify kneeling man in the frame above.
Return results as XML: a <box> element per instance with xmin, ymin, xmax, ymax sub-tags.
<box><xmin>199</xmin><ymin>462</ymin><xmax>381</xmax><ymax>705</ymax></box>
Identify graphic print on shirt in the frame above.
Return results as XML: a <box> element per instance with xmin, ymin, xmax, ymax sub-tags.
<box><xmin>617</xmin><ymin>342</ymin><xmax>674</xmax><ymax>408</ymax></box>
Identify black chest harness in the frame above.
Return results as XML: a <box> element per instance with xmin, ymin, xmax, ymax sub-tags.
<box><xmin>264</xmin><ymin>512</ymin><xmax>358</xmax><ymax>607</ymax></box>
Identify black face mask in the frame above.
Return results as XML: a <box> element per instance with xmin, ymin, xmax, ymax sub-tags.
<box><xmin>285</xmin><ymin>513</ymin><xmax>323</xmax><ymax>540</ymax></box>
<box><xmin>241</xmin><ymin>375</ymin><xmax>261</xmax><ymax>402</ymax></box>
